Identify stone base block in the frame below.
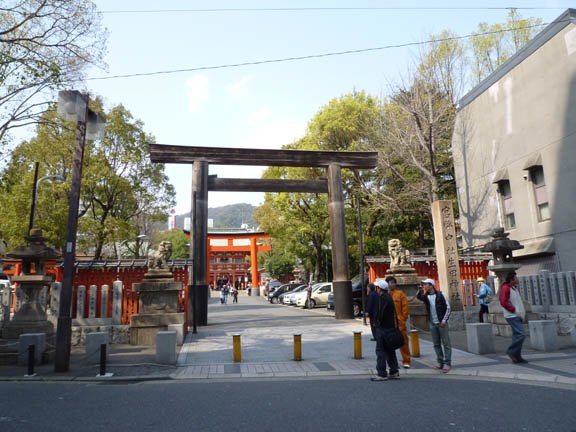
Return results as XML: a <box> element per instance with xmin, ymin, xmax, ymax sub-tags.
<box><xmin>18</xmin><ymin>333</ymin><xmax>46</xmax><ymax>366</ymax></box>
<box><xmin>130</xmin><ymin>313</ymin><xmax>185</xmax><ymax>327</ymax></box>
<box><xmin>168</xmin><ymin>323</ymin><xmax>184</xmax><ymax>345</ymax></box>
<box><xmin>86</xmin><ymin>332</ymin><xmax>109</xmax><ymax>364</ymax></box>
<box><xmin>3</xmin><ymin>320</ymin><xmax>53</xmax><ymax>340</ymax></box>
<box><xmin>466</xmin><ymin>323</ymin><xmax>495</xmax><ymax>354</ymax></box>
<box><xmin>529</xmin><ymin>320</ymin><xmax>558</xmax><ymax>351</ymax></box>
<box><xmin>571</xmin><ymin>326</ymin><xmax>576</xmax><ymax>347</ymax></box>
<box><xmin>156</xmin><ymin>331</ymin><xmax>177</xmax><ymax>365</ymax></box>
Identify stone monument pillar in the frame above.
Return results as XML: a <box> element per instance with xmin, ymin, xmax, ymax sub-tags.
<box><xmin>431</xmin><ymin>201</ymin><xmax>465</xmax><ymax>329</ymax></box>
<box><xmin>2</xmin><ymin>229</ymin><xmax>59</xmax><ymax>339</ymax></box>
<box><xmin>129</xmin><ymin>241</ymin><xmax>185</xmax><ymax>345</ymax></box>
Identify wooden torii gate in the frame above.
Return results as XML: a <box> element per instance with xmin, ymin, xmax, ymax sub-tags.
<box><xmin>150</xmin><ymin>144</ymin><xmax>377</xmax><ymax>326</ymax></box>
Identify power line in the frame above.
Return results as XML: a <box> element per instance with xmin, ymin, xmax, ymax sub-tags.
<box><xmin>85</xmin><ymin>21</ymin><xmax>552</xmax><ymax>82</ymax></box>
<box><xmin>98</xmin><ymin>7</ymin><xmax>566</xmax><ymax>14</ymax></box>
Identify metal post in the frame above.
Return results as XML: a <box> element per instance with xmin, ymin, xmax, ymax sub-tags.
<box><xmin>27</xmin><ymin>344</ymin><xmax>35</xmax><ymax>376</ymax></box>
<box><xmin>293</xmin><ymin>334</ymin><xmax>302</xmax><ymax>361</ymax></box>
<box><xmin>99</xmin><ymin>343</ymin><xmax>107</xmax><ymax>376</ymax></box>
<box><xmin>28</xmin><ymin>162</ymin><xmax>40</xmax><ymax>232</ymax></box>
<box><xmin>353</xmin><ymin>331</ymin><xmax>362</xmax><ymax>359</ymax></box>
<box><xmin>54</xmin><ymin>97</ymin><xmax>88</xmax><ymax>373</ymax></box>
<box><xmin>410</xmin><ymin>329</ymin><xmax>421</xmax><ymax>357</ymax></box>
<box><xmin>233</xmin><ymin>334</ymin><xmax>241</xmax><ymax>362</ymax></box>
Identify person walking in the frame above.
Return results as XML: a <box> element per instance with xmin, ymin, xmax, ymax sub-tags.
<box><xmin>370</xmin><ymin>280</ymin><xmax>400</xmax><ymax>381</ymax></box>
<box><xmin>386</xmin><ymin>276</ymin><xmax>411</xmax><ymax>369</ymax></box>
<box><xmin>365</xmin><ymin>282</ymin><xmax>378</xmax><ymax>341</ymax></box>
<box><xmin>499</xmin><ymin>271</ymin><xmax>527</xmax><ymax>363</ymax></box>
<box><xmin>477</xmin><ymin>277</ymin><xmax>493</xmax><ymax>323</ymax></box>
<box><xmin>417</xmin><ymin>278</ymin><xmax>452</xmax><ymax>373</ymax></box>
<box><xmin>220</xmin><ymin>285</ymin><xmax>226</xmax><ymax>304</ymax></box>
<box><xmin>231</xmin><ymin>286</ymin><xmax>239</xmax><ymax>304</ymax></box>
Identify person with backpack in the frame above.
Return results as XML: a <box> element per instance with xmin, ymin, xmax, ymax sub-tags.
<box><xmin>477</xmin><ymin>277</ymin><xmax>493</xmax><ymax>323</ymax></box>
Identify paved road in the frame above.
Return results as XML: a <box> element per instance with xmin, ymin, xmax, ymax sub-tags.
<box><xmin>1</xmin><ymin>377</ymin><xmax>575</xmax><ymax>432</ymax></box>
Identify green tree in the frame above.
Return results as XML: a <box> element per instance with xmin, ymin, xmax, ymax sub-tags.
<box><xmin>0</xmin><ymin>103</ymin><xmax>175</xmax><ymax>256</ymax></box>
<box><xmin>470</xmin><ymin>9</ymin><xmax>543</xmax><ymax>83</ymax></box>
<box><xmin>0</xmin><ymin>0</ymin><xmax>106</xmax><ymax>148</ymax></box>
<box><xmin>151</xmin><ymin>229</ymin><xmax>189</xmax><ymax>259</ymax></box>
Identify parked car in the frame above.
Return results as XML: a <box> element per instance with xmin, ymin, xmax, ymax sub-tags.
<box><xmin>326</xmin><ymin>274</ymin><xmax>368</xmax><ymax>316</ymax></box>
<box><xmin>296</xmin><ymin>282</ymin><xmax>332</xmax><ymax>308</ymax></box>
<box><xmin>282</xmin><ymin>284</ymin><xmax>308</xmax><ymax>305</ymax></box>
<box><xmin>265</xmin><ymin>280</ymin><xmax>283</xmax><ymax>296</ymax></box>
<box><xmin>268</xmin><ymin>283</ymin><xmax>303</xmax><ymax>304</ymax></box>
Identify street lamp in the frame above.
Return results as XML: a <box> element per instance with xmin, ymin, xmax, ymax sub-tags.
<box><xmin>29</xmin><ymin>171</ymin><xmax>65</xmax><ymax>232</ymax></box>
<box><xmin>54</xmin><ymin>90</ymin><xmax>105</xmax><ymax>373</ymax></box>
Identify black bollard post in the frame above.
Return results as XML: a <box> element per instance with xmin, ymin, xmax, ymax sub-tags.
<box><xmin>99</xmin><ymin>343</ymin><xmax>106</xmax><ymax>376</ymax></box>
<box><xmin>27</xmin><ymin>344</ymin><xmax>35</xmax><ymax>376</ymax></box>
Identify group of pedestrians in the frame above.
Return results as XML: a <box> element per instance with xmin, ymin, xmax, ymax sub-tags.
<box><xmin>219</xmin><ymin>283</ymin><xmax>239</xmax><ymax>304</ymax></box>
<box><xmin>366</xmin><ymin>270</ymin><xmax>528</xmax><ymax>381</ymax></box>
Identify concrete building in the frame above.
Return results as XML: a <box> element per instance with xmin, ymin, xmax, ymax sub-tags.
<box><xmin>452</xmin><ymin>9</ymin><xmax>576</xmax><ymax>275</ymax></box>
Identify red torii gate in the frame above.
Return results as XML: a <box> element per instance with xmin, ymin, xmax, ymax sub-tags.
<box><xmin>184</xmin><ymin>230</ymin><xmax>271</xmax><ymax>289</ymax></box>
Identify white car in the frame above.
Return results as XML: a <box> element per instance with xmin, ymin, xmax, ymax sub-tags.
<box><xmin>283</xmin><ymin>285</ymin><xmax>307</xmax><ymax>305</ymax></box>
<box><xmin>296</xmin><ymin>282</ymin><xmax>332</xmax><ymax>308</ymax></box>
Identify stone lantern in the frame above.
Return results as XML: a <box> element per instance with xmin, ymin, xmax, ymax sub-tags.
<box><xmin>2</xmin><ymin>229</ymin><xmax>59</xmax><ymax>339</ymax></box>
<box><xmin>481</xmin><ymin>228</ymin><xmax>537</xmax><ymax>333</ymax></box>
<box><xmin>481</xmin><ymin>227</ymin><xmax>524</xmax><ymax>284</ymax></box>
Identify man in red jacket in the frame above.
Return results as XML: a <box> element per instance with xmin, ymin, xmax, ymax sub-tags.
<box><xmin>499</xmin><ymin>271</ymin><xmax>527</xmax><ymax>363</ymax></box>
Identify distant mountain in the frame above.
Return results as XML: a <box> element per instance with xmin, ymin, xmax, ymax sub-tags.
<box><xmin>174</xmin><ymin>203</ymin><xmax>256</xmax><ymax>230</ymax></box>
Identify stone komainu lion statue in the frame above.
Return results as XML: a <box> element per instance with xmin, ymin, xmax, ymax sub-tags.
<box><xmin>388</xmin><ymin>239</ymin><xmax>411</xmax><ymax>269</ymax></box>
<box><xmin>147</xmin><ymin>240</ymin><xmax>172</xmax><ymax>269</ymax></box>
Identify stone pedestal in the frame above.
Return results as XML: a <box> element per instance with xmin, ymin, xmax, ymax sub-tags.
<box><xmin>129</xmin><ymin>271</ymin><xmax>185</xmax><ymax>346</ymax></box>
<box><xmin>386</xmin><ymin>271</ymin><xmax>429</xmax><ymax>330</ymax></box>
<box><xmin>529</xmin><ymin>320</ymin><xmax>558</xmax><ymax>351</ymax></box>
<box><xmin>466</xmin><ymin>323</ymin><xmax>495</xmax><ymax>354</ymax></box>
<box><xmin>2</xmin><ymin>275</ymin><xmax>54</xmax><ymax>339</ymax></box>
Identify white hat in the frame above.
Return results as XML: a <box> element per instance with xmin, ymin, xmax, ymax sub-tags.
<box><xmin>375</xmin><ymin>280</ymin><xmax>389</xmax><ymax>290</ymax></box>
<box><xmin>421</xmin><ymin>278</ymin><xmax>435</xmax><ymax>287</ymax></box>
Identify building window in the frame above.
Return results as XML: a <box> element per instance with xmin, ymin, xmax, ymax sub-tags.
<box><xmin>530</xmin><ymin>166</ymin><xmax>550</xmax><ymax>221</ymax></box>
<box><xmin>497</xmin><ymin>180</ymin><xmax>515</xmax><ymax>229</ymax></box>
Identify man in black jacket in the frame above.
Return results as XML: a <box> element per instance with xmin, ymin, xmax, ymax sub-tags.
<box><xmin>371</xmin><ymin>280</ymin><xmax>400</xmax><ymax>381</ymax></box>
<box><xmin>365</xmin><ymin>283</ymin><xmax>378</xmax><ymax>341</ymax></box>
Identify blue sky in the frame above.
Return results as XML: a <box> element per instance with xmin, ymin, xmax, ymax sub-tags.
<box><xmin>86</xmin><ymin>0</ymin><xmax>571</xmax><ymax>214</ymax></box>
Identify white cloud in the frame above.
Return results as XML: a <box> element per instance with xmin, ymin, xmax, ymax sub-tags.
<box><xmin>225</xmin><ymin>75</ymin><xmax>254</xmax><ymax>96</ymax></box>
<box><xmin>185</xmin><ymin>75</ymin><xmax>209</xmax><ymax>112</ymax></box>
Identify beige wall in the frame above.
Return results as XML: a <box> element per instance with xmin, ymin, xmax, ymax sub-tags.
<box><xmin>453</xmin><ymin>23</ymin><xmax>576</xmax><ymax>272</ymax></box>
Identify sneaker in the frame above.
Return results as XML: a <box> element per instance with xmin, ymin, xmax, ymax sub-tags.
<box><xmin>442</xmin><ymin>365</ymin><xmax>451</xmax><ymax>373</ymax></box>
<box><xmin>433</xmin><ymin>363</ymin><xmax>443</xmax><ymax>370</ymax></box>
<box><xmin>370</xmin><ymin>375</ymin><xmax>388</xmax><ymax>381</ymax></box>
<box><xmin>403</xmin><ymin>364</ymin><xmax>411</xmax><ymax>369</ymax></box>
<box><xmin>516</xmin><ymin>357</ymin><xmax>529</xmax><ymax>364</ymax></box>
<box><xmin>389</xmin><ymin>371</ymin><xmax>400</xmax><ymax>379</ymax></box>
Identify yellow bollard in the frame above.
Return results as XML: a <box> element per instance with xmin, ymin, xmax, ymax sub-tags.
<box><xmin>353</xmin><ymin>331</ymin><xmax>362</xmax><ymax>359</ymax></box>
<box><xmin>410</xmin><ymin>329</ymin><xmax>420</xmax><ymax>358</ymax></box>
<box><xmin>293</xmin><ymin>334</ymin><xmax>302</xmax><ymax>361</ymax></box>
<box><xmin>233</xmin><ymin>334</ymin><xmax>242</xmax><ymax>362</ymax></box>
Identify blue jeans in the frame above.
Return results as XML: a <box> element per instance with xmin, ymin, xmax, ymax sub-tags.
<box><xmin>375</xmin><ymin>327</ymin><xmax>399</xmax><ymax>377</ymax></box>
<box><xmin>430</xmin><ymin>323</ymin><xmax>452</xmax><ymax>366</ymax></box>
<box><xmin>505</xmin><ymin>316</ymin><xmax>525</xmax><ymax>359</ymax></box>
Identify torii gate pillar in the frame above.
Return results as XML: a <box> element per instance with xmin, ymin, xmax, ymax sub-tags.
<box><xmin>191</xmin><ymin>161</ymin><xmax>209</xmax><ymax>326</ymax></box>
<box><xmin>327</xmin><ymin>164</ymin><xmax>354</xmax><ymax>319</ymax></box>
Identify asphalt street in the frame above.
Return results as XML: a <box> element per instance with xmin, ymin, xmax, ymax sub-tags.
<box><xmin>1</xmin><ymin>377</ymin><xmax>575</xmax><ymax>432</ymax></box>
